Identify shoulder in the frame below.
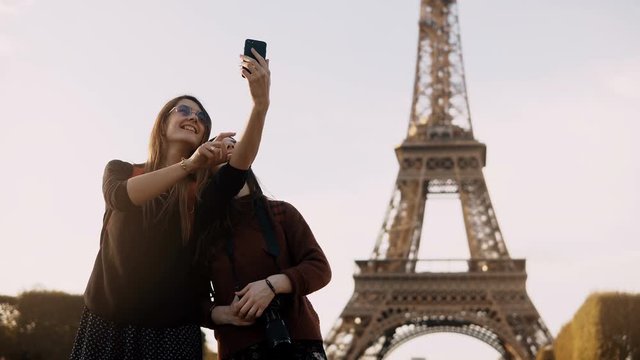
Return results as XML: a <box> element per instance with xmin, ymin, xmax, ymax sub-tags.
<box><xmin>267</xmin><ymin>199</ymin><xmax>302</xmax><ymax>222</ymax></box>
<box><xmin>104</xmin><ymin>160</ymin><xmax>144</xmax><ymax>178</ymax></box>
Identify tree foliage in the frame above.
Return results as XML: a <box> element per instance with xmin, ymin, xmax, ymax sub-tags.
<box><xmin>554</xmin><ymin>292</ymin><xmax>639</xmax><ymax>360</ymax></box>
<box><xmin>0</xmin><ymin>290</ymin><xmax>218</xmax><ymax>359</ymax></box>
<box><xmin>0</xmin><ymin>290</ymin><xmax>84</xmax><ymax>360</ymax></box>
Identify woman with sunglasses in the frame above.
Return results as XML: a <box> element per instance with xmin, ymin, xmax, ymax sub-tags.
<box><xmin>70</xmin><ymin>49</ymin><xmax>271</xmax><ymax>359</ymax></box>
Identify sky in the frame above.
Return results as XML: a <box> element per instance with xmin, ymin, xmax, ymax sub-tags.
<box><xmin>1</xmin><ymin>0</ymin><xmax>639</xmax><ymax>358</ymax></box>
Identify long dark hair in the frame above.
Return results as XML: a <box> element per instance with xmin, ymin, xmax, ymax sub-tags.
<box><xmin>144</xmin><ymin>95</ymin><xmax>212</xmax><ymax>243</ymax></box>
<box><xmin>194</xmin><ymin>169</ymin><xmax>266</xmax><ymax>268</ymax></box>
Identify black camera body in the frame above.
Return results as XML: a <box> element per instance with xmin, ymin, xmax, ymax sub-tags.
<box><xmin>261</xmin><ymin>295</ymin><xmax>292</xmax><ymax>350</ymax></box>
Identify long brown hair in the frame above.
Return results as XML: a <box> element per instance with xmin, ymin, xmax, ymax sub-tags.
<box><xmin>194</xmin><ymin>169</ymin><xmax>266</xmax><ymax>268</ymax></box>
<box><xmin>143</xmin><ymin>95</ymin><xmax>212</xmax><ymax>243</ymax></box>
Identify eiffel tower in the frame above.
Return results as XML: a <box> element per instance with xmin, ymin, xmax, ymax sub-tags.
<box><xmin>324</xmin><ymin>1</ymin><xmax>553</xmax><ymax>359</ymax></box>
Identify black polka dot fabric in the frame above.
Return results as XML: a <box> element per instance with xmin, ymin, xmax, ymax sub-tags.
<box><xmin>70</xmin><ymin>307</ymin><xmax>202</xmax><ymax>360</ymax></box>
<box><xmin>225</xmin><ymin>340</ymin><xmax>327</xmax><ymax>360</ymax></box>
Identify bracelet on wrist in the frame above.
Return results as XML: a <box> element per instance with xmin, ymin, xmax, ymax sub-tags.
<box><xmin>180</xmin><ymin>157</ymin><xmax>190</xmax><ymax>173</ymax></box>
<box><xmin>265</xmin><ymin>278</ymin><xmax>277</xmax><ymax>295</ymax></box>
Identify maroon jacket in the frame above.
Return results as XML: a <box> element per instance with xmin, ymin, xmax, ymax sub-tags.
<box><xmin>204</xmin><ymin>197</ymin><xmax>331</xmax><ymax>358</ymax></box>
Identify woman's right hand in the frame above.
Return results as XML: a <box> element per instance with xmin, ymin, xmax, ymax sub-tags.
<box><xmin>211</xmin><ymin>296</ymin><xmax>255</xmax><ymax>326</ymax></box>
<box><xmin>186</xmin><ymin>132</ymin><xmax>236</xmax><ymax>171</ymax></box>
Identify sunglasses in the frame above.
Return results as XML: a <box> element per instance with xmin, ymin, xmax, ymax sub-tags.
<box><xmin>170</xmin><ymin>104</ymin><xmax>211</xmax><ymax>126</ymax></box>
<box><xmin>209</xmin><ymin>136</ymin><xmax>237</xmax><ymax>144</ymax></box>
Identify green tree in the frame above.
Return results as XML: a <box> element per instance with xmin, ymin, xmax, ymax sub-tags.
<box><xmin>0</xmin><ymin>295</ymin><xmax>19</xmax><ymax>359</ymax></box>
<box><xmin>0</xmin><ymin>291</ymin><xmax>84</xmax><ymax>360</ymax></box>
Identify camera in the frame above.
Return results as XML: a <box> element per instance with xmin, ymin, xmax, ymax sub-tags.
<box><xmin>261</xmin><ymin>295</ymin><xmax>292</xmax><ymax>350</ymax></box>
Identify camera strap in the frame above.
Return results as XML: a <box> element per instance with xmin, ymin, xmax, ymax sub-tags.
<box><xmin>255</xmin><ymin>197</ymin><xmax>281</xmax><ymax>263</ymax></box>
<box><xmin>224</xmin><ymin>197</ymin><xmax>282</xmax><ymax>292</ymax></box>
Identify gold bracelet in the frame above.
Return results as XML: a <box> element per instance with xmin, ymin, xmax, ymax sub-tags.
<box><xmin>180</xmin><ymin>157</ymin><xmax>189</xmax><ymax>173</ymax></box>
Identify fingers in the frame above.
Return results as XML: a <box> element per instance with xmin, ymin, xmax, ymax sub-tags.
<box><xmin>238</xmin><ymin>302</ymin><xmax>262</xmax><ymax>321</ymax></box>
<box><xmin>212</xmin><ymin>132</ymin><xmax>236</xmax><ymax>142</ymax></box>
<box><xmin>204</xmin><ymin>142</ymin><xmax>222</xmax><ymax>154</ymax></box>
<box><xmin>234</xmin><ymin>293</ymin><xmax>248</xmax><ymax>312</ymax></box>
<box><xmin>218</xmin><ymin>306</ymin><xmax>254</xmax><ymax>326</ymax></box>
<box><xmin>230</xmin><ymin>295</ymin><xmax>241</xmax><ymax>313</ymax></box>
<box><xmin>240</xmin><ymin>58</ymin><xmax>257</xmax><ymax>74</ymax></box>
<box><xmin>250</xmin><ymin>48</ymin><xmax>268</xmax><ymax>68</ymax></box>
<box><xmin>245</xmin><ymin>304</ymin><xmax>261</xmax><ymax>320</ymax></box>
<box><xmin>240</xmin><ymin>52</ymin><xmax>269</xmax><ymax>78</ymax></box>
<box><xmin>232</xmin><ymin>312</ymin><xmax>256</xmax><ymax>326</ymax></box>
<box><xmin>203</xmin><ymin>146</ymin><xmax>226</xmax><ymax>163</ymax></box>
<box><xmin>221</xmin><ymin>138</ymin><xmax>235</xmax><ymax>151</ymax></box>
<box><xmin>233</xmin><ymin>317</ymin><xmax>255</xmax><ymax>326</ymax></box>
<box><xmin>238</xmin><ymin>300</ymin><xmax>253</xmax><ymax>319</ymax></box>
<box><xmin>198</xmin><ymin>135</ymin><xmax>235</xmax><ymax>167</ymax></box>
<box><xmin>236</xmin><ymin>285</ymin><xmax>249</xmax><ymax>297</ymax></box>
<box><xmin>234</xmin><ymin>287</ymin><xmax>257</xmax><ymax>319</ymax></box>
<box><xmin>240</xmin><ymin>49</ymin><xmax>269</xmax><ymax>71</ymax></box>
<box><xmin>231</xmin><ymin>281</ymin><xmax>275</xmax><ymax>320</ymax></box>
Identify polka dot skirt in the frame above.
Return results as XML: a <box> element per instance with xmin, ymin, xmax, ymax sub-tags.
<box><xmin>70</xmin><ymin>307</ymin><xmax>202</xmax><ymax>360</ymax></box>
<box><xmin>225</xmin><ymin>340</ymin><xmax>327</xmax><ymax>360</ymax></box>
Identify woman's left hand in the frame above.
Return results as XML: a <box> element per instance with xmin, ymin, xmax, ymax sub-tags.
<box><xmin>232</xmin><ymin>279</ymin><xmax>275</xmax><ymax>320</ymax></box>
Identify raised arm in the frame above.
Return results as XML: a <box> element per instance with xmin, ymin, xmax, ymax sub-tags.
<box><xmin>229</xmin><ymin>48</ymin><xmax>271</xmax><ymax>170</ymax></box>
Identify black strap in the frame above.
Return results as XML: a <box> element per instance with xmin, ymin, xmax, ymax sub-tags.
<box><xmin>224</xmin><ymin>197</ymin><xmax>281</xmax><ymax>292</ymax></box>
<box><xmin>255</xmin><ymin>197</ymin><xmax>280</xmax><ymax>261</ymax></box>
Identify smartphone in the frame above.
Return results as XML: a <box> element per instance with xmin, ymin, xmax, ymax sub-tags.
<box><xmin>242</xmin><ymin>39</ymin><xmax>267</xmax><ymax>77</ymax></box>
<box><xmin>244</xmin><ymin>39</ymin><xmax>267</xmax><ymax>61</ymax></box>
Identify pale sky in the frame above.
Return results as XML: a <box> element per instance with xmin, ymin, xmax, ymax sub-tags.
<box><xmin>1</xmin><ymin>0</ymin><xmax>639</xmax><ymax>358</ymax></box>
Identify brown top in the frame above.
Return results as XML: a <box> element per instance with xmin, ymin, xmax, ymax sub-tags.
<box><xmin>83</xmin><ymin>160</ymin><xmax>246</xmax><ymax>327</ymax></box>
<box><xmin>204</xmin><ymin>197</ymin><xmax>332</xmax><ymax>358</ymax></box>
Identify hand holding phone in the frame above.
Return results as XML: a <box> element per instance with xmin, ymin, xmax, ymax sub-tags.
<box><xmin>239</xmin><ymin>39</ymin><xmax>270</xmax><ymax>108</ymax></box>
<box><xmin>242</xmin><ymin>39</ymin><xmax>267</xmax><ymax>77</ymax></box>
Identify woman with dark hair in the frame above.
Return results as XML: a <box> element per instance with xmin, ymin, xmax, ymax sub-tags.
<box><xmin>194</xmin><ymin>167</ymin><xmax>332</xmax><ymax>359</ymax></box>
<box><xmin>70</xmin><ymin>49</ymin><xmax>271</xmax><ymax>359</ymax></box>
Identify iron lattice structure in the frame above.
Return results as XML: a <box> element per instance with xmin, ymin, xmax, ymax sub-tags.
<box><xmin>324</xmin><ymin>1</ymin><xmax>553</xmax><ymax>359</ymax></box>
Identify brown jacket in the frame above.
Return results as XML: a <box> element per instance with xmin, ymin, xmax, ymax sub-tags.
<box><xmin>204</xmin><ymin>197</ymin><xmax>331</xmax><ymax>358</ymax></box>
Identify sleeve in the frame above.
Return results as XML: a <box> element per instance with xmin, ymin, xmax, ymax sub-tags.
<box><xmin>200</xmin><ymin>163</ymin><xmax>248</xmax><ymax>207</ymax></box>
<box><xmin>280</xmin><ymin>202</ymin><xmax>332</xmax><ymax>297</ymax></box>
<box><xmin>102</xmin><ymin>160</ymin><xmax>137</xmax><ymax>212</ymax></box>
